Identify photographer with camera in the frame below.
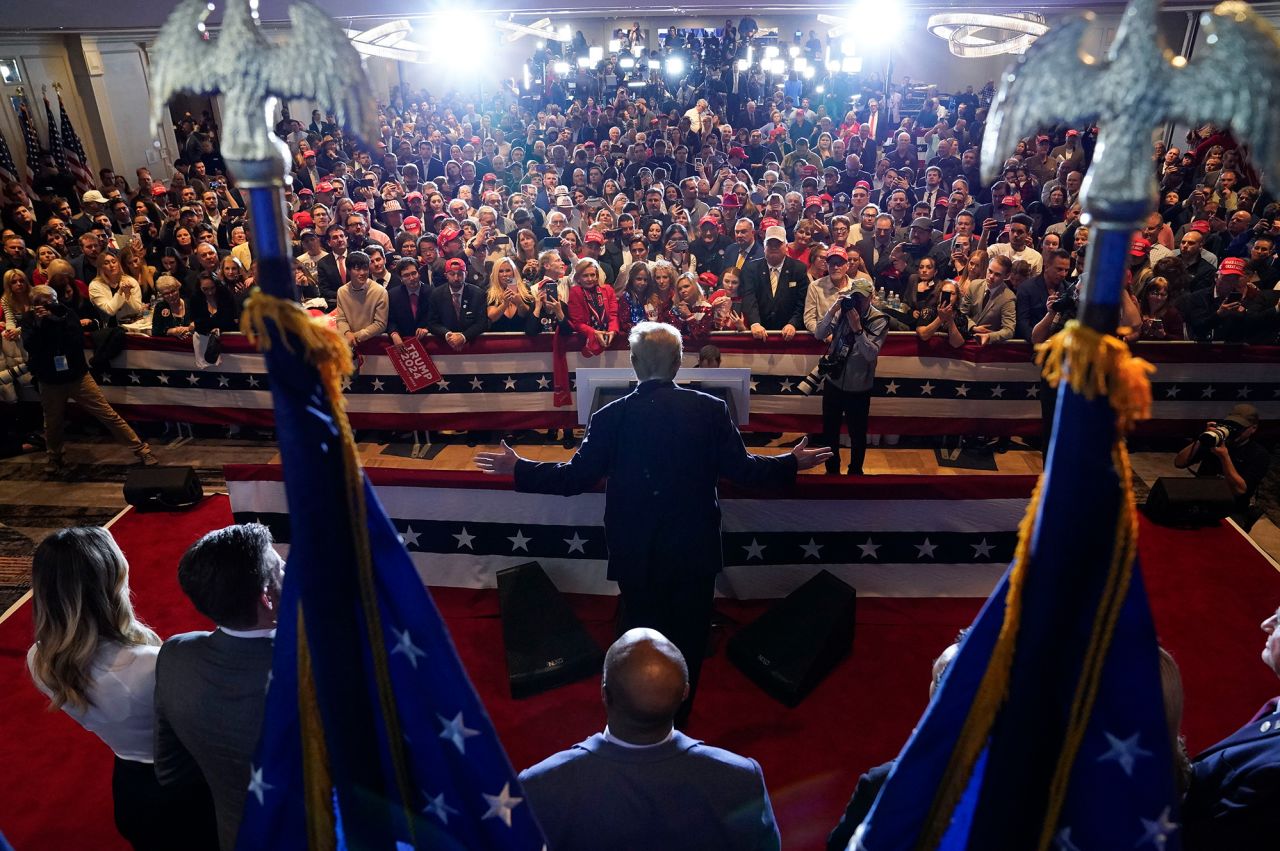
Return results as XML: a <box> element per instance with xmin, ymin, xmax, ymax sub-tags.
<box><xmin>812</xmin><ymin>278</ymin><xmax>889</xmax><ymax>476</ymax></box>
<box><xmin>1174</xmin><ymin>404</ymin><xmax>1270</xmax><ymax>528</ymax></box>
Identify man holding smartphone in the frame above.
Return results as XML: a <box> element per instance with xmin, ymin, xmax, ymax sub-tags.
<box><xmin>1179</xmin><ymin>256</ymin><xmax>1267</xmax><ymax>342</ymax></box>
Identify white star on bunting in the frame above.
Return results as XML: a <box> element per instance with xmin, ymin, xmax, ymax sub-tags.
<box><xmin>564</xmin><ymin>532</ymin><xmax>587</xmax><ymax>554</ymax></box>
<box><xmin>536</xmin><ymin>374</ymin><xmax>551</xmax><ymax>389</ymax></box>
<box><xmin>217</xmin><ymin>374</ymin><xmax>231</xmax><ymax>387</ymax></box>
<box><xmin>743</xmin><ymin>538</ymin><xmax>766</xmax><ymax>560</ymax></box>
<box><xmin>437</xmin><ymin>711</ymin><xmax>480</xmax><ymax>754</ymax></box>
<box><xmin>749</xmin><ymin>379</ymin><xmax>759</xmax><ymax>392</ymax></box>
<box><xmin>157</xmin><ymin>373</ymin><xmax>170</xmax><ymax>385</ymax></box>
<box><xmin>1201</xmin><ymin>385</ymin><xmax>1215</xmax><ymax>399</ymax></box>
<box><xmin>100</xmin><ymin>372</ymin><xmax>111</xmax><ymax>383</ymax></box>
<box><xmin>371</xmin><ymin>377</ymin><xmax>385</xmax><ymax>391</ymax></box>
<box><xmin>971</xmin><ymin>538</ymin><xmax>995</xmax><ymax>559</ymax></box>
<box><xmin>1165</xmin><ymin>386</ymin><xmax>1180</xmax><ymax>399</ymax></box>
<box><xmin>920</xmin><ymin>381</ymin><xmax>936</xmax><ymax>396</ymax></box>
<box><xmin>955</xmin><ymin>383</ymin><xmax>970</xmax><ymax>398</ymax></box>
<box><xmin>779</xmin><ymin>378</ymin><xmax>794</xmax><ymax>393</ymax></box>
<box><xmin>401</xmin><ymin>525</ymin><xmax>420</xmax><ymax>548</ymax></box>
<box><xmin>436</xmin><ymin>377</ymin><xmax>450</xmax><ymax>391</ymax></box>
<box><xmin>508</xmin><ymin>529</ymin><xmax>531</xmax><ymax>552</ymax></box>
<box><xmin>469</xmin><ymin>376</ymin><xmax>484</xmax><ymax>391</ymax></box>
<box><xmin>1053</xmin><ymin>826</ymin><xmax>1082</xmax><ymax>851</ymax></box>
<box><xmin>129</xmin><ymin>371</ymin><xmax>141</xmax><ymax>384</ymax></box>
<box><xmin>1026</xmin><ymin>385</ymin><xmax>1039</xmax><ymax>398</ymax></box>
<box><xmin>857</xmin><ymin>538</ymin><xmax>880</xmax><ymax>559</ymax></box>
<box><xmin>453</xmin><ymin>527</ymin><xmax>475</xmax><ymax>549</ymax></box>
<box><xmin>503</xmin><ymin>376</ymin><xmax>517</xmax><ymax>390</ymax></box>
<box><xmin>884</xmin><ymin>380</ymin><xmax>900</xmax><ymax>395</ymax></box>
<box><xmin>481</xmin><ymin>782</ymin><xmax>523</xmax><ymax>828</ymax></box>
<box><xmin>390</xmin><ymin>627</ymin><xmax>427</xmax><ymax>669</ymax></box>
<box><xmin>246</xmin><ymin>374</ymin><xmax>260</xmax><ymax>388</ymax></box>
<box><xmin>1097</xmin><ymin>730</ymin><xmax>1152</xmax><ymax>777</ymax></box>
<box><xmin>800</xmin><ymin>538</ymin><xmax>823</xmax><ymax>559</ymax></box>
<box><xmin>187</xmin><ymin>373</ymin><xmax>200</xmax><ymax>386</ymax></box>
<box><xmin>247</xmin><ymin>765</ymin><xmax>273</xmax><ymax>805</ymax></box>
<box><xmin>990</xmin><ymin>384</ymin><xmax>1005</xmax><ymax>398</ymax></box>
<box><xmin>341</xmin><ymin>376</ymin><xmax>352</xmax><ymax>391</ymax></box>
<box><xmin>915</xmin><ymin>538</ymin><xmax>938</xmax><ymax>559</ymax></box>
<box><xmin>1237</xmin><ymin>386</ymin><xmax>1251</xmax><ymax>399</ymax></box>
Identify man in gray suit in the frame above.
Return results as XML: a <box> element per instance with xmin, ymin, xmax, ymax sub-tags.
<box><xmin>960</xmin><ymin>253</ymin><xmax>1018</xmax><ymax>346</ymax></box>
<box><xmin>155</xmin><ymin>523</ymin><xmax>282</xmax><ymax>851</ymax></box>
<box><xmin>519</xmin><ymin>628</ymin><xmax>780</xmax><ymax>850</ymax></box>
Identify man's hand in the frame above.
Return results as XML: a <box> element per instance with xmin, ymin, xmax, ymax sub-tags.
<box><xmin>750</xmin><ymin>322</ymin><xmax>768</xmax><ymax>341</ymax></box>
<box><xmin>390</xmin><ymin>332</ymin><xmax>404</xmax><ymax>346</ymax></box>
<box><xmin>845</xmin><ymin>310</ymin><xmax>863</xmax><ymax>333</ymax></box>
<box><xmin>1217</xmin><ymin>300</ymin><xmax>1246</xmax><ymax>317</ymax></box>
<box><xmin>781</xmin><ymin>323</ymin><xmax>797</xmax><ymax>341</ymax></box>
<box><xmin>475</xmin><ymin>440</ymin><xmax>520</xmax><ymax>476</ymax></box>
<box><xmin>344</xmin><ymin>330</ymin><xmax>357</xmax><ymax>345</ymax></box>
<box><xmin>445</xmin><ymin>331</ymin><xmax>466</xmax><ymax>351</ymax></box>
<box><xmin>937</xmin><ymin>302</ymin><xmax>955</xmax><ymax>324</ymax></box>
<box><xmin>790</xmin><ymin>435</ymin><xmax>834</xmax><ymax>471</ymax></box>
<box><xmin>975</xmin><ymin>332</ymin><xmax>993</xmax><ymax>346</ymax></box>
<box><xmin>971</xmin><ymin>324</ymin><xmax>991</xmax><ymax>334</ymax></box>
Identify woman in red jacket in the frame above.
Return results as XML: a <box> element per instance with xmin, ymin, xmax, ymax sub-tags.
<box><xmin>566</xmin><ymin>257</ymin><xmax>619</xmax><ymax>357</ymax></box>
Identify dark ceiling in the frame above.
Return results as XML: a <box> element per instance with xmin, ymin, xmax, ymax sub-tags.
<box><xmin>6</xmin><ymin>0</ymin><xmax>1157</xmax><ymax>34</ymax></box>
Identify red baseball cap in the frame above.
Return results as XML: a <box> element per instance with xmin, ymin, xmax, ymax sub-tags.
<box><xmin>720</xmin><ymin>193</ymin><xmax>741</xmax><ymax>208</ymax></box>
<box><xmin>1000</xmin><ymin>195</ymin><xmax>1021</xmax><ymax>207</ymax></box>
<box><xmin>1219</xmin><ymin>256</ymin><xmax>1247</xmax><ymax>276</ymax></box>
<box><xmin>151</xmin><ymin>184</ymin><xmax>169</xmax><ymax>196</ymax></box>
<box><xmin>826</xmin><ymin>245</ymin><xmax>848</xmax><ymax>261</ymax></box>
<box><xmin>302</xmin><ymin>150</ymin><xmax>316</xmax><ymax>159</ymax></box>
<box><xmin>316</xmin><ymin>181</ymin><xmax>334</xmax><ymax>193</ymax></box>
<box><xmin>1190</xmin><ymin>220</ymin><xmax>1212</xmax><ymax>234</ymax></box>
<box><xmin>437</xmin><ymin>225</ymin><xmax>462</xmax><ymax>245</ymax></box>
<box><xmin>403</xmin><ymin>216</ymin><xmax>423</xmax><ymax>233</ymax></box>
<box><xmin>854</xmin><ymin>180</ymin><xmax>872</xmax><ymax>191</ymax></box>
<box><xmin>444</xmin><ymin>257</ymin><xmax>467</xmax><ymax>272</ymax></box>
<box><xmin>293</xmin><ymin>211</ymin><xmax>313</xmax><ymax>228</ymax></box>
<box><xmin>405</xmin><ymin>191</ymin><xmax>423</xmax><ymax>201</ymax></box>
<box><xmin>698</xmin><ymin>271</ymin><xmax>719</xmax><ymax>289</ymax></box>
<box><xmin>353</xmin><ymin>201</ymin><xmax>369</xmax><ymax>212</ymax></box>
<box><xmin>1066</xmin><ymin>129</ymin><xmax>1080</xmax><ymax>137</ymax></box>
<box><xmin>698</xmin><ymin>215</ymin><xmax>720</xmax><ymax>228</ymax></box>
<box><xmin>584</xmin><ymin>230</ymin><xmax>606</xmax><ymax>245</ymax></box>
<box><xmin>1129</xmin><ymin>237</ymin><xmax>1152</xmax><ymax>256</ymax></box>
<box><xmin>728</xmin><ymin>147</ymin><xmax>747</xmax><ymax>159</ymax></box>
<box><xmin>483</xmin><ymin>173</ymin><xmax>497</xmax><ymax>181</ymax></box>
<box><xmin>804</xmin><ymin>196</ymin><xmax>823</xmax><ymax>209</ymax></box>
<box><xmin>760</xmin><ymin>217</ymin><xmax>781</xmax><ymax>231</ymax></box>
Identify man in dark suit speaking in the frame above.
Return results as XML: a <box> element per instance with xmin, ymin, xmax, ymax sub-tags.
<box><xmin>519</xmin><ymin>628</ymin><xmax>781</xmax><ymax>851</ymax></box>
<box><xmin>476</xmin><ymin>323</ymin><xmax>831</xmax><ymax>722</ymax></box>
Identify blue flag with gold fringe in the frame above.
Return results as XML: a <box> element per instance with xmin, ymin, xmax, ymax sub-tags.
<box><xmin>230</xmin><ymin>275</ymin><xmax>545</xmax><ymax>851</ymax></box>
<box><xmin>857</xmin><ymin>325</ymin><xmax>1179</xmax><ymax>850</ymax></box>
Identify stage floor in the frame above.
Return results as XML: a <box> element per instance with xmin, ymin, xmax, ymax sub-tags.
<box><xmin>1</xmin><ymin>493</ymin><xmax>1277</xmax><ymax>850</ymax></box>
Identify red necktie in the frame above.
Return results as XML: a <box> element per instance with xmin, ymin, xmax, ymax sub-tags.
<box><xmin>337</xmin><ymin>255</ymin><xmax>346</xmax><ymax>284</ymax></box>
<box><xmin>409</xmin><ymin>290</ymin><xmax>418</xmax><ymax>315</ymax></box>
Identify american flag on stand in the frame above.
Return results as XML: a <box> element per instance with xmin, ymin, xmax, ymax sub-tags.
<box><xmin>43</xmin><ymin>93</ymin><xmax>65</xmax><ymax>174</ymax></box>
<box><xmin>0</xmin><ymin>126</ymin><xmax>17</xmax><ymax>186</ymax></box>
<box><xmin>15</xmin><ymin>99</ymin><xmax>41</xmax><ymax>191</ymax></box>
<box><xmin>57</xmin><ymin>93</ymin><xmax>94</xmax><ymax>194</ymax></box>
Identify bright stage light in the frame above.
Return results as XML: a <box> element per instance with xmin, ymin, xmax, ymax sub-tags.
<box><xmin>535</xmin><ymin>40</ymin><xmax>544</xmax><ymax>48</ymax></box>
<box><xmin>793</xmin><ymin>57</ymin><xmax>808</xmax><ymax>71</ymax></box>
<box><xmin>619</xmin><ymin>56</ymin><xmax>635</xmax><ymax>69</ymax></box>
<box><xmin>665</xmin><ymin>56</ymin><xmax>685</xmax><ymax>75</ymax></box>
<box><xmin>841</xmin><ymin>56</ymin><xmax>863</xmax><ymax>72</ymax></box>
<box><xmin>608</xmin><ymin>39</ymin><xmax>621</xmax><ymax>53</ymax></box>
<box><xmin>589</xmin><ymin>46</ymin><xmax>603</xmax><ymax>62</ymax></box>
<box><xmin>826</xmin><ymin>59</ymin><xmax>841</xmax><ymax>72</ymax></box>
<box><xmin>577</xmin><ymin>56</ymin><xmax>591</xmax><ymax>68</ymax></box>
<box><xmin>803</xmin><ymin>66</ymin><xmax>815</xmax><ymax>79</ymax></box>
<box><xmin>841</xmin><ymin>36</ymin><xmax>857</xmax><ymax>56</ymax></box>
<box><xmin>816</xmin><ymin>84</ymin><xmax>826</xmax><ymax>93</ymax></box>
<box><xmin>553</xmin><ymin>60</ymin><xmax>570</xmax><ymax>74</ymax></box>
<box><xmin>426</xmin><ymin>10</ymin><xmax>490</xmax><ymax>67</ymax></box>
<box><xmin>788</xmin><ymin>45</ymin><xmax>800</xmax><ymax>58</ymax></box>
<box><xmin>764</xmin><ymin>45</ymin><xmax>780</xmax><ymax>59</ymax></box>
<box><xmin>631</xmin><ymin>44</ymin><xmax>643</xmax><ymax>57</ymax></box>
<box><xmin>648</xmin><ymin>59</ymin><xmax>660</xmax><ymax>69</ymax></box>
<box><xmin>769</xmin><ymin>58</ymin><xmax>787</xmax><ymax>74</ymax></box>
<box><xmin>736</xmin><ymin>58</ymin><xmax>749</xmax><ymax>71</ymax></box>
<box><xmin>522</xmin><ymin>63</ymin><xmax>531</xmax><ymax>89</ymax></box>
<box><xmin>852</xmin><ymin>1</ymin><xmax>903</xmax><ymax>40</ymax></box>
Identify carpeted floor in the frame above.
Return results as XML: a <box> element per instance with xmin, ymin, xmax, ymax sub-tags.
<box><xmin>1</xmin><ymin>495</ymin><xmax>1278</xmax><ymax>850</ymax></box>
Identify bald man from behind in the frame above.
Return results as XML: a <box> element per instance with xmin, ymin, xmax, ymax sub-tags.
<box><xmin>519</xmin><ymin>629</ymin><xmax>781</xmax><ymax>851</ymax></box>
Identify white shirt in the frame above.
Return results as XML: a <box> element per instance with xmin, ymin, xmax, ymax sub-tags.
<box><xmin>27</xmin><ymin>641</ymin><xmax>160</xmax><ymax>762</ymax></box>
<box><xmin>603</xmin><ymin>725</ymin><xmax>675</xmax><ymax>748</ymax></box>
<box><xmin>987</xmin><ymin>242</ymin><xmax>1043</xmax><ymax>276</ymax></box>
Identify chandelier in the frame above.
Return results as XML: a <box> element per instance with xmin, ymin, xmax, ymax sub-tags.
<box><xmin>926</xmin><ymin>12</ymin><xmax>1049</xmax><ymax>57</ymax></box>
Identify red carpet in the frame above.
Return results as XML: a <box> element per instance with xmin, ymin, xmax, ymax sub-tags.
<box><xmin>1</xmin><ymin>495</ymin><xmax>1277</xmax><ymax>850</ymax></box>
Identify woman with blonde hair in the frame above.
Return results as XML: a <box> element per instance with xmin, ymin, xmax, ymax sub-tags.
<box><xmin>3</xmin><ymin>268</ymin><xmax>33</xmax><ymax>337</ymax></box>
<box><xmin>89</xmin><ymin>252</ymin><xmax>145</xmax><ymax>324</ymax></box>
<box><xmin>958</xmin><ymin>248</ymin><xmax>989</xmax><ymax>295</ymax></box>
<box><xmin>27</xmin><ymin>526</ymin><xmax>216</xmax><ymax>849</ymax></box>
<box><xmin>33</xmin><ymin>243</ymin><xmax>62</xmax><ymax>287</ymax></box>
<box><xmin>485</xmin><ymin>257</ymin><xmax>535</xmax><ymax>332</ymax></box>
<box><xmin>646</xmin><ymin>260</ymin><xmax>678</xmax><ymax>323</ymax></box>
<box><xmin>120</xmin><ymin>242</ymin><xmax>157</xmax><ymax>305</ymax></box>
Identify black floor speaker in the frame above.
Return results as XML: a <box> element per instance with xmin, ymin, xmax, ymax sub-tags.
<box><xmin>1144</xmin><ymin>477</ymin><xmax>1235</xmax><ymax>526</ymax></box>
<box><xmin>123</xmin><ymin>466</ymin><xmax>204</xmax><ymax>512</ymax></box>
<box><xmin>728</xmin><ymin>570</ymin><xmax>857</xmax><ymax>707</ymax></box>
<box><xmin>497</xmin><ymin>562</ymin><xmax>603</xmax><ymax>699</ymax></box>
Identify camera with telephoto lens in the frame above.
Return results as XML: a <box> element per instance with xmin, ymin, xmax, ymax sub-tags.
<box><xmin>796</xmin><ymin>354</ymin><xmax>843</xmax><ymax>396</ymax></box>
<box><xmin>1052</xmin><ymin>282</ymin><xmax>1080</xmax><ymax>316</ymax></box>
<box><xmin>1197</xmin><ymin>420</ymin><xmax>1240</xmax><ymax>450</ymax></box>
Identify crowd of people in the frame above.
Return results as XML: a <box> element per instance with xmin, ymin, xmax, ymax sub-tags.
<box><xmin>24</xmin><ymin>517</ymin><xmax>1280</xmax><ymax>850</ymax></box>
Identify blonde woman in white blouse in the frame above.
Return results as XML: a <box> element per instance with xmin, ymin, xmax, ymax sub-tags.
<box><xmin>88</xmin><ymin>251</ymin><xmax>145</xmax><ymax>324</ymax></box>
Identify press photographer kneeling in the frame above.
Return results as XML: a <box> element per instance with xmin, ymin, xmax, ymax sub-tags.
<box><xmin>808</xmin><ymin>273</ymin><xmax>888</xmax><ymax>476</ymax></box>
<box><xmin>1173</xmin><ymin>404</ymin><xmax>1271</xmax><ymax>529</ymax></box>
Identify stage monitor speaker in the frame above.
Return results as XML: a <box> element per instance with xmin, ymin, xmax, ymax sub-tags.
<box><xmin>123</xmin><ymin>466</ymin><xmax>203</xmax><ymax>512</ymax></box>
<box><xmin>727</xmin><ymin>570</ymin><xmax>856</xmax><ymax>707</ymax></box>
<box><xmin>1144</xmin><ymin>477</ymin><xmax>1235</xmax><ymax>526</ymax></box>
<box><xmin>497</xmin><ymin>562</ymin><xmax>603</xmax><ymax>699</ymax></box>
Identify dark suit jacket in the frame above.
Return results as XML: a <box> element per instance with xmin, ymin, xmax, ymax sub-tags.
<box><xmin>519</xmin><ymin>731</ymin><xmax>781</xmax><ymax>851</ymax></box>
<box><xmin>722</xmin><ymin>240</ymin><xmax>764</xmax><ymax>271</ymax></box>
<box><xmin>827</xmin><ymin>760</ymin><xmax>893</xmax><ymax>851</ymax></box>
<box><xmin>314</xmin><ymin>253</ymin><xmax>345</xmax><ymax>304</ymax></box>
<box><xmin>741</xmin><ymin>256</ymin><xmax>809</xmax><ymax>331</ymax></box>
<box><xmin>154</xmin><ymin>630</ymin><xmax>274</xmax><ymax>851</ymax></box>
<box><xmin>386</xmin><ymin>284</ymin><xmax>431</xmax><ymax>338</ymax></box>
<box><xmin>514</xmin><ymin>380</ymin><xmax>797</xmax><ymax>585</ymax></box>
<box><xmin>1182</xmin><ymin>699</ymin><xmax>1280</xmax><ymax>850</ymax></box>
<box><xmin>425</xmin><ymin>283</ymin><xmax>488</xmax><ymax>342</ymax></box>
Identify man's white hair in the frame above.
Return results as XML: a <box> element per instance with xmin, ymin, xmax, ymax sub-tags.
<box><xmin>628</xmin><ymin>322</ymin><xmax>683</xmax><ymax>382</ymax></box>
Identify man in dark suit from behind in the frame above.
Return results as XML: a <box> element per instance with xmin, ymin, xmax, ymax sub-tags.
<box><xmin>1181</xmin><ymin>602</ymin><xmax>1280</xmax><ymax>848</ymax></box>
<box><xmin>742</xmin><ymin>225</ymin><xmax>809</xmax><ymax>341</ymax></box>
<box><xmin>154</xmin><ymin>523</ymin><xmax>282</xmax><ymax>851</ymax></box>
<box><xmin>477</xmin><ymin>323</ymin><xmax>831</xmax><ymax>724</ymax></box>
<box><xmin>519</xmin><ymin>628</ymin><xmax>781</xmax><ymax>851</ymax></box>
